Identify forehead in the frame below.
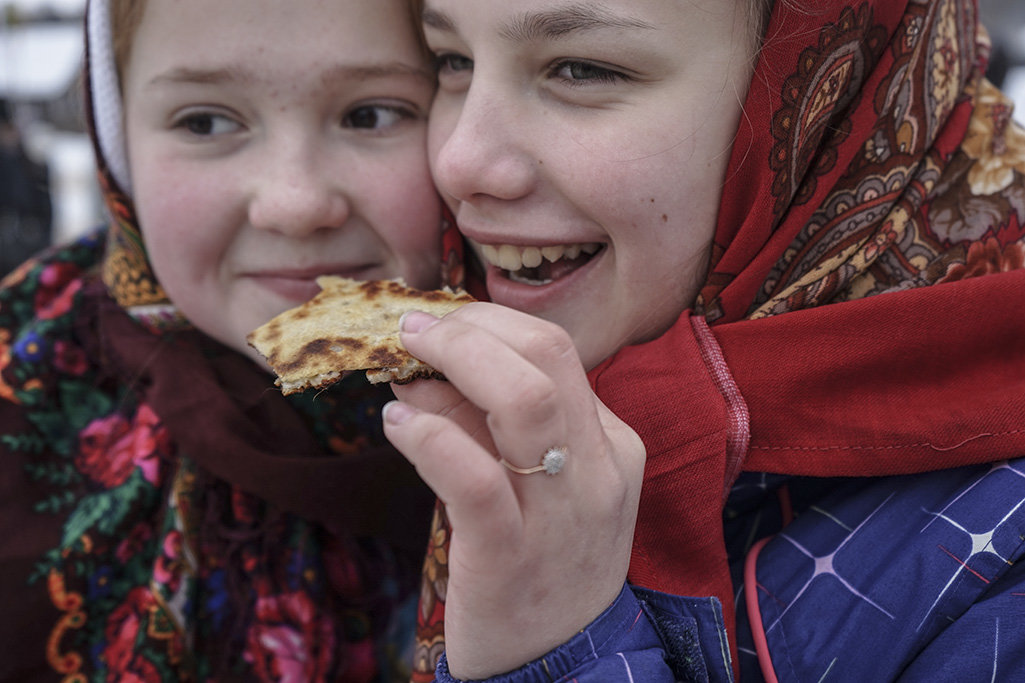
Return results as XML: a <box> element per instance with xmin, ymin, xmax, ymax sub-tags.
<box><xmin>121</xmin><ymin>0</ymin><xmax>431</xmax><ymax>96</ymax></box>
<box><xmin>421</xmin><ymin>0</ymin><xmax>759</xmax><ymax>64</ymax></box>
<box><xmin>423</xmin><ymin>0</ymin><xmax>751</xmax><ymax>34</ymax></box>
<box><xmin>131</xmin><ymin>0</ymin><xmax>422</xmax><ymax>62</ymax></box>
<box><xmin>426</xmin><ymin>3</ymin><xmax>656</xmax><ymax>36</ymax></box>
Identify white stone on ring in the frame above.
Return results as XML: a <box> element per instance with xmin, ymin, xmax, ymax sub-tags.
<box><xmin>540</xmin><ymin>446</ymin><xmax>567</xmax><ymax>475</ymax></box>
<box><xmin>500</xmin><ymin>446</ymin><xmax>568</xmax><ymax>476</ymax></box>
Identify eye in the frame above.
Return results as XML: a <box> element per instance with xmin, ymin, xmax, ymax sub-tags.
<box><xmin>343</xmin><ymin>104</ymin><xmax>414</xmax><ymax>130</ymax></box>
<box><xmin>175</xmin><ymin>112</ymin><xmax>241</xmax><ymax>136</ymax></box>
<box><xmin>552</xmin><ymin>60</ymin><xmax>628</xmax><ymax>86</ymax></box>
<box><xmin>434</xmin><ymin>52</ymin><xmax>473</xmax><ymax>75</ymax></box>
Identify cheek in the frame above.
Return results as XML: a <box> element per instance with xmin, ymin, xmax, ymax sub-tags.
<box><xmin>576</xmin><ymin>162</ymin><xmax>676</xmax><ymax>240</ymax></box>
<box><xmin>426</xmin><ymin>104</ymin><xmax>459</xmax><ymax>188</ymax></box>
<box><xmin>363</xmin><ymin>158</ymin><xmax>443</xmax><ymax>288</ymax></box>
<box><xmin>608</xmin><ymin>152</ymin><xmax>720</xmax><ymax>239</ymax></box>
<box><xmin>134</xmin><ymin>171</ymin><xmax>230</xmax><ymax>293</ymax></box>
<box><xmin>581</xmin><ymin>156</ymin><xmax>717</xmax><ymax>306</ymax></box>
<box><xmin>565</xmin><ymin>108</ymin><xmax>721</xmax><ymax>227</ymax></box>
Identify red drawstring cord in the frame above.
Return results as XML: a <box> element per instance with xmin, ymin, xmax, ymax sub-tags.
<box><xmin>744</xmin><ymin>535</ymin><xmax>779</xmax><ymax>683</ymax></box>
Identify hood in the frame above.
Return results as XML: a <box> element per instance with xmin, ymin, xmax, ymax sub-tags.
<box><xmin>84</xmin><ymin>0</ymin><xmax>186</xmax><ymax>329</ymax></box>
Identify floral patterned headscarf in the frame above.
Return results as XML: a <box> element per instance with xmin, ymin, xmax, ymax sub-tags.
<box><xmin>85</xmin><ymin>0</ymin><xmax>182</xmax><ymax>326</ymax></box>
<box><xmin>0</xmin><ymin>0</ymin><xmax>440</xmax><ymax>679</ymax></box>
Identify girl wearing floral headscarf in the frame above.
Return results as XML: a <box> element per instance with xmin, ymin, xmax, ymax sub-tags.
<box><xmin>0</xmin><ymin>0</ymin><xmax>450</xmax><ymax>680</ymax></box>
<box><xmin>381</xmin><ymin>0</ymin><xmax>1025</xmax><ymax>680</ymax></box>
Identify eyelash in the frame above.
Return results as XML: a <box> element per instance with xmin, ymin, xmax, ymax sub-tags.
<box><xmin>170</xmin><ymin>104</ymin><xmax>416</xmax><ymax>139</ymax></box>
<box><xmin>432</xmin><ymin>52</ymin><xmax>629</xmax><ymax>88</ymax></box>
<box><xmin>343</xmin><ymin>104</ymin><xmax>417</xmax><ymax>130</ymax></box>
<box><xmin>433</xmin><ymin>52</ymin><xmax>473</xmax><ymax>76</ymax></box>
<box><xmin>550</xmin><ymin>60</ymin><xmax>629</xmax><ymax>87</ymax></box>
<box><xmin>173</xmin><ymin>111</ymin><xmax>239</xmax><ymax>137</ymax></box>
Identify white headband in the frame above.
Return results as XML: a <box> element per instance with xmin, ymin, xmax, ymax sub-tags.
<box><xmin>86</xmin><ymin>0</ymin><xmax>132</xmax><ymax>194</ymax></box>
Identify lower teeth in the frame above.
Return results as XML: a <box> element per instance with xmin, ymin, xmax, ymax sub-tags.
<box><xmin>508</xmin><ymin>270</ymin><xmax>552</xmax><ymax>286</ymax></box>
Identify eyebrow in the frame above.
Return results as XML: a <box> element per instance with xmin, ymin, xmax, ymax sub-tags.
<box><xmin>148</xmin><ymin>62</ymin><xmax>434</xmax><ymax>88</ymax></box>
<box><xmin>422</xmin><ymin>3</ymin><xmax>656</xmax><ymax>42</ymax></box>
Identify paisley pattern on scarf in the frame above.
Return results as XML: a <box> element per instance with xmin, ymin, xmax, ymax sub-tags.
<box><xmin>699</xmin><ymin>0</ymin><xmax>1025</xmax><ymax>323</ymax></box>
<box><xmin>767</xmin><ymin>5</ymin><xmax>888</xmax><ymax>216</ymax></box>
<box><xmin>410</xmin><ymin>1</ymin><xmax>1025</xmax><ymax>678</ymax></box>
<box><xmin>0</xmin><ymin>236</ymin><xmax>421</xmax><ymax>682</ymax></box>
<box><xmin>411</xmin><ymin>505</ymin><xmax>449</xmax><ymax>679</ymax></box>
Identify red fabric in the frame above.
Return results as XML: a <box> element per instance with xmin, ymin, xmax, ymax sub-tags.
<box><xmin>590</xmin><ymin>318</ymin><xmax>738</xmax><ymax>651</ymax></box>
<box><xmin>698</xmin><ymin>1</ymin><xmax>1022</xmax><ymax>323</ymax></box>
<box><xmin>727</xmin><ymin>270</ymin><xmax>1025</xmax><ymax>476</ymax></box>
<box><xmin>700</xmin><ymin>3</ymin><xmax>912</xmax><ymax>320</ymax></box>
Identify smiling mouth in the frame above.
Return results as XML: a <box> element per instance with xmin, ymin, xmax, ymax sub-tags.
<box><xmin>479</xmin><ymin>242</ymin><xmax>603</xmax><ymax>285</ymax></box>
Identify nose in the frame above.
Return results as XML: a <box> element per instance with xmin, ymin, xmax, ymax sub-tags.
<box><xmin>247</xmin><ymin>139</ymin><xmax>350</xmax><ymax>236</ymax></box>
<box><xmin>430</xmin><ymin>82</ymin><xmax>536</xmax><ymax>205</ymax></box>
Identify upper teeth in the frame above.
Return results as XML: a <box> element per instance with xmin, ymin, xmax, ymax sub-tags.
<box><xmin>480</xmin><ymin>243</ymin><xmax>601</xmax><ymax>271</ymax></box>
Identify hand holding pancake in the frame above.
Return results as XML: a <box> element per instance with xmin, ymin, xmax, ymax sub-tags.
<box><xmin>382</xmin><ymin>302</ymin><xmax>645</xmax><ymax>680</ymax></box>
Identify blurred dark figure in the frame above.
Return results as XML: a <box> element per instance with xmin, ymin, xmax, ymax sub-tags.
<box><xmin>0</xmin><ymin>100</ymin><xmax>52</xmax><ymax>278</ymax></box>
<box><xmin>981</xmin><ymin>0</ymin><xmax>1025</xmax><ymax>88</ymax></box>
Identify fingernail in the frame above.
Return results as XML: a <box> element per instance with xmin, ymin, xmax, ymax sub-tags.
<box><xmin>399</xmin><ymin>310</ymin><xmax>439</xmax><ymax>334</ymax></box>
<box><xmin>382</xmin><ymin>400</ymin><xmax>416</xmax><ymax>425</ymax></box>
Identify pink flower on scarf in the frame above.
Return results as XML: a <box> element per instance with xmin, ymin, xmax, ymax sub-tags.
<box><xmin>103</xmin><ymin>587</ymin><xmax>163</xmax><ymax>683</ymax></box>
<box><xmin>33</xmin><ymin>263</ymin><xmax>82</xmax><ymax>320</ymax></box>
<box><xmin>115</xmin><ymin>522</ymin><xmax>154</xmax><ymax>563</ymax></box>
<box><xmin>0</xmin><ymin>329</ymin><xmax>14</xmax><ymax>403</ymax></box>
<box><xmin>76</xmin><ymin>404</ymin><xmax>169</xmax><ymax>488</ymax></box>
<box><xmin>53</xmin><ymin>339</ymin><xmax>88</xmax><ymax>375</ymax></box>
<box><xmin>244</xmin><ymin>590</ymin><xmax>338</xmax><ymax>682</ymax></box>
<box><xmin>152</xmin><ymin>529</ymin><xmax>184</xmax><ymax>591</ymax></box>
<box><xmin>940</xmin><ymin>237</ymin><xmax>1025</xmax><ymax>282</ymax></box>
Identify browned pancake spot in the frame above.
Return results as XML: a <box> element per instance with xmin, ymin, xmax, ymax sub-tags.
<box><xmin>329</xmin><ymin>337</ymin><xmax>365</xmax><ymax>352</ymax></box>
<box><xmin>368</xmin><ymin>347</ymin><xmax>403</xmax><ymax>366</ymax></box>
<box><xmin>277</xmin><ymin>339</ymin><xmax>336</xmax><ymax>373</ymax></box>
<box><xmin>359</xmin><ymin>281</ymin><xmax>384</xmax><ymax>299</ymax></box>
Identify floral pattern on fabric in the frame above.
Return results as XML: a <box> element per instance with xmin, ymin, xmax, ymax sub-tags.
<box><xmin>1</xmin><ymin>234</ymin><xmax>416</xmax><ymax>682</ymax></box>
<box><xmin>95</xmin><ymin>170</ymin><xmax>175</xmax><ymax>315</ymax></box>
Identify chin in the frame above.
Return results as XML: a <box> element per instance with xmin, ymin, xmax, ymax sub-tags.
<box><xmin>574</xmin><ymin>341</ymin><xmax>613</xmax><ymax>373</ymax></box>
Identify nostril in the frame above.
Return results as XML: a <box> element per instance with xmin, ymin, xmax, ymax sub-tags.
<box><xmin>248</xmin><ymin>185</ymin><xmax>350</xmax><ymax>235</ymax></box>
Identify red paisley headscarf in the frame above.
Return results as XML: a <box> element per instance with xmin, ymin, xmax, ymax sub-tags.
<box><xmin>701</xmin><ymin>0</ymin><xmax>1023</xmax><ymax>322</ymax></box>
<box><xmin>412</xmin><ymin>0</ymin><xmax>1025</xmax><ymax>678</ymax></box>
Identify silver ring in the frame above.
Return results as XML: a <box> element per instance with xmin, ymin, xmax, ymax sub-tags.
<box><xmin>500</xmin><ymin>446</ymin><xmax>567</xmax><ymax>476</ymax></box>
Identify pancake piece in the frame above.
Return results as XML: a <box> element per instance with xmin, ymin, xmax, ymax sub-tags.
<box><xmin>247</xmin><ymin>276</ymin><xmax>475</xmax><ymax>394</ymax></box>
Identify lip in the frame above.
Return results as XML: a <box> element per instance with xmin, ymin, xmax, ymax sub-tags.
<box><xmin>245</xmin><ymin>264</ymin><xmax>379</xmax><ymax>302</ymax></box>
<box><xmin>479</xmin><ymin>242</ymin><xmax>606</xmax><ymax>314</ymax></box>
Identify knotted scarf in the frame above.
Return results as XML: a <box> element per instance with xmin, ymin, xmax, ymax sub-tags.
<box><xmin>0</xmin><ymin>0</ymin><xmax>448</xmax><ymax>679</ymax></box>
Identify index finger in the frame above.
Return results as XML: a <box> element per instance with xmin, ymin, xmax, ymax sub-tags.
<box><xmin>398</xmin><ymin>305</ymin><xmax>593</xmax><ymax>456</ymax></box>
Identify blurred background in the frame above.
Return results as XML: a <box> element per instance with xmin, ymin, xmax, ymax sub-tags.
<box><xmin>2</xmin><ymin>0</ymin><xmax>95</xmax><ymax>275</ymax></box>
<box><xmin>1</xmin><ymin>0</ymin><xmax>1025</xmax><ymax>278</ymax></box>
